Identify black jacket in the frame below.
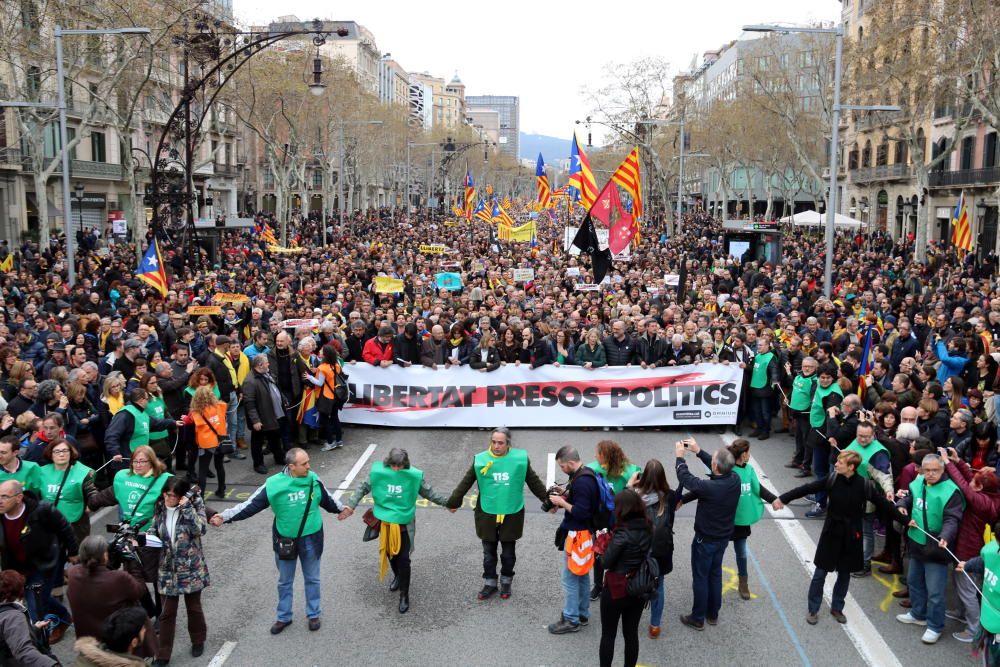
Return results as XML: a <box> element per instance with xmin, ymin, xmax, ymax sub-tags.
<box><xmin>104</xmin><ymin>403</ymin><xmax>177</xmax><ymax>457</ymax></box>
<box><xmin>663</xmin><ymin>343</ymin><xmax>692</xmax><ymax>366</ymax></box>
<box><xmin>826</xmin><ymin>410</ymin><xmax>860</xmax><ymax>451</ymax></box>
<box><xmin>603</xmin><ymin>515</ymin><xmax>652</xmax><ymax>574</ymax></box>
<box><xmin>469</xmin><ymin>345</ymin><xmax>501</xmax><ymax>371</ymax></box>
<box><xmin>634</xmin><ymin>335</ymin><xmax>669</xmax><ymax>367</ymax></box>
<box><xmin>0</xmin><ymin>493</ymin><xmax>78</xmax><ymax>572</ymax></box>
<box><xmin>394</xmin><ymin>333</ymin><xmax>421</xmax><ymax>366</ymax></box>
<box><xmin>267</xmin><ymin>347</ymin><xmax>304</xmax><ymax>404</ymax></box>
<box><xmin>675</xmin><ymin>450</ymin><xmax>740</xmax><ymax>541</ymax></box>
<box><xmin>602</xmin><ymin>335</ymin><xmax>635</xmax><ymax>366</ymax></box>
<box><xmin>204</xmin><ymin>351</ymin><xmax>236</xmax><ymax>397</ymax></box>
<box><xmin>242</xmin><ymin>370</ymin><xmax>285</xmax><ymax>432</ymax></box>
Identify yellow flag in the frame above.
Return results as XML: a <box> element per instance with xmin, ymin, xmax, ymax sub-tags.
<box><xmin>0</xmin><ymin>255</ymin><xmax>11</xmax><ymax>272</ymax></box>
<box><xmin>374</xmin><ymin>276</ymin><xmax>405</xmax><ymax>294</ymax></box>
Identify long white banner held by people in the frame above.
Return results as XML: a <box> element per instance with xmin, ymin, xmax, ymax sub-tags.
<box><xmin>341</xmin><ymin>363</ymin><xmax>743</xmax><ymax>428</ymax></box>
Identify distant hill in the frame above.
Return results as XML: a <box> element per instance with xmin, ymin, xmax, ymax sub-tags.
<box><xmin>519</xmin><ymin>133</ymin><xmax>570</xmax><ymax>162</ymax></box>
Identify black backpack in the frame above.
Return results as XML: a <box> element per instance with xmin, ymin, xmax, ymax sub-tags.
<box><xmin>647</xmin><ymin>500</ymin><xmax>675</xmax><ymax>575</ymax></box>
<box><xmin>626</xmin><ymin>551</ymin><xmax>661</xmax><ymax>602</ymax></box>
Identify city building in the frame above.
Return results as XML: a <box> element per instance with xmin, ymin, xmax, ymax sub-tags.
<box><xmin>466</xmin><ymin>108</ymin><xmax>500</xmax><ymax>145</ymax></box>
<box><xmin>378</xmin><ymin>57</ymin><xmax>410</xmax><ymax>108</ymax></box>
<box><xmin>466</xmin><ymin>95</ymin><xmax>519</xmax><ymax>159</ymax></box>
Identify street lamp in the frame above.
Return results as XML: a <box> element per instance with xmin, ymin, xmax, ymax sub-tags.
<box><xmin>743</xmin><ymin>22</ymin><xmax>901</xmax><ymax>298</ymax></box>
<box><xmin>73</xmin><ymin>182</ymin><xmax>84</xmax><ymax>237</ymax></box>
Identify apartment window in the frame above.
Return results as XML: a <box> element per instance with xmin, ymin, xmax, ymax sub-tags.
<box><xmin>43</xmin><ymin>123</ymin><xmax>59</xmax><ymax>158</ymax></box>
<box><xmin>984</xmin><ymin>132</ymin><xmax>998</xmax><ymax>168</ymax></box>
<box><xmin>876</xmin><ymin>139</ymin><xmax>888</xmax><ymax>167</ymax></box>
<box><xmin>224</xmin><ymin>143</ymin><xmax>231</xmax><ymax>166</ymax></box>
<box><xmin>848</xmin><ymin>145</ymin><xmax>859</xmax><ymax>170</ymax></box>
<box><xmin>211</xmin><ymin>140</ymin><xmax>218</xmax><ymax>164</ymax></box>
<box><xmin>862</xmin><ymin>140</ymin><xmax>872</xmax><ymax>168</ymax></box>
<box><xmin>312</xmin><ymin>169</ymin><xmax>322</xmax><ymax>188</ymax></box>
<box><xmin>90</xmin><ymin>131</ymin><xmax>106</xmax><ymax>162</ymax></box>
<box><xmin>263</xmin><ymin>168</ymin><xmax>274</xmax><ymax>188</ymax></box>
<box><xmin>960</xmin><ymin>136</ymin><xmax>974</xmax><ymax>171</ymax></box>
<box><xmin>66</xmin><ymin>127</ymin><xmax>77</xmax><ymax>160</ymax></box>
<box><xmin>894</xmin><ymin>140</ymin><xmax>907</xmax><ymax>165</ymax></box>
<box><xmin>89</xmin><ymin>83</ymin><xmax>99</xmax><ymax>105</ymax></box>
<box><xmin>20</xmin><ymin>0</ymin><xmax>38</xmax><ymax>31</ymax></box>
<box><xmin>27</xmin><ymin>66</ymin><xmax>40</xmax><ymax>97</ymax></box>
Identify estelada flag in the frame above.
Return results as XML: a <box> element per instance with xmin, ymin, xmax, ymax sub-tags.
<box><xmin>136</xmin><ymin>239</ymin><xmax>168</xmax><ymax>297</ymax></box>
<box><xmin>297</xmin><ymin>386</ymin><xmax>320</xmax><ymax>428</ymax></box>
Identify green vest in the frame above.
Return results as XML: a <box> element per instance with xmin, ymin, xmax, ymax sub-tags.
<box><xmin>145</xmin><ymin>395</ymin><xmax>168</xmax><ymax>440</ymax></box>
<box><xmin>750</xmin><ymin>351</ymin><xmax>774</xmax><ymax>389</ymax></box>
<box><xmin>733</xmin><ymin>464</ymin><xmax>764</xmax><ymax>526</ymax></box>
<box><xmin>0</xmin><ymin>460</ymin><xmax>41</xmax><ymax>494</ymax></box>
<box><xmin>789</xmin><ymin>373</ymin><xmax>817</xmax><ymax>411</ymax></box>
<box><xmin>586</xmin><ymin>461</ymin><xmax>642</xmax><ymax>494</ymax></box>
<box><xmin>265</xmin><ymin>471</ymin><xmax>323</xmax><ymax>538</ymax></box>
<box><xmin>809</xmin><ymin>382</ymin><xmax>844</xmax><ymax>428</ymax></box>
<box><xmin>979</xmin><ymin>541</ymin><xmax>1000</xmax><ymax>634</ymax></box>
<box><xmin>121</xmin><ymin>405</ymin><xmax>151</xmax><ymax>452</ymax></box>
<box><xmin>907</xmin><ymin>476</ymin><xmax>964</xmax><ymax>544</ymax></box>
<box><xmin>474</xmin><ymin>448</ymin><xmax>529</xmax><ymax>515</ymax></box>
<box><xmin>39</xmin><ymin>462</ymin><xmax>92</xmax><ymax>523</ymax></box>
<box><xmin>844</xmin><ymin>440</ymin><xmax>889</xmax><ymax>480</ymax></box>
<box><xmin>113</xmin><ymin>470</ymin><xmax>171</xmax><ymax>529</ymax></box>
<box><xmin>370</xmin><ymin>462</ymin><xmax>423</xmax><ymax>525</ymax></box>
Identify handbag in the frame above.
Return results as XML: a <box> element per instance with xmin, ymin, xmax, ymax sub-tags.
<box><xmin>195</xmin><ymin>409</ymin><xmax>234</xmax><ymax>456</ymax></box>
<box><xmin>277</xmin><ymin>480</ymin><xmax>314</xmax><ymax>560</ymax></box>
<box><xmin>361</xmin><ymin>507</ymin><xmax>381</xmax><ymax>542</ymax></box>
<box><xmin>593</xmin><ymin>529</ymin><xmax>612</xmax><ymax>556</ymax></box>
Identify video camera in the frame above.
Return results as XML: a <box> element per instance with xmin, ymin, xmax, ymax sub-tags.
<box><xmin>105</xmin><ymin>522</ymin><xmax>146</xmax><ymax>570</ymax></box>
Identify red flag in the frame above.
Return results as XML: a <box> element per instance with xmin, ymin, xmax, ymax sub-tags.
<box><xmin>589</xmin><ymin>180</ymin><xmax>636</xmax><ymax>255</ymax></box>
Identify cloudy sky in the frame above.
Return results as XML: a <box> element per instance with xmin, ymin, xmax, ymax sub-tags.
<box><xmin>235</xmin><ymin>0</ymin><xmax>842</xmax><ymax>140</ymax></box>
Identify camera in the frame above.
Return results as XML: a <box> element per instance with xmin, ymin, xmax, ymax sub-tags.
<box><xmin>540</xmin><ymin>485</ymin><xmax>566</xmax><ymax>512</ymax></box>
<box><xmin>106</xmin><ymin>522</ymin><xmax>146</xmax><ymax>570</ymax></box>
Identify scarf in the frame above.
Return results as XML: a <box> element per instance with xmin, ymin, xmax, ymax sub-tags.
<box><xmin>449</xmin><ymin>337</ymin><xmax>463</xmax><ymax>347</ymax></box>
<box><xmin>378</xmin><ymin>521</ymin><xmax>401</xmax><ymax>582</ymax></box>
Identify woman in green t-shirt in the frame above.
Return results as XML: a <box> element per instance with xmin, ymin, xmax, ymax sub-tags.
<box><xmin>39</xmin><ymin>438</ymin><xmax>98</xmax><ymax>544</ymax></box>
<box><xmin>727</xmin><ymin>439</ymin><xmax>778</xmax><ymax>601</ymax></box>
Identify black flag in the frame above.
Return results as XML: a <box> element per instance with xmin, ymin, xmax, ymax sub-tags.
<box><xmin>571</xmin><ymin>215</ymin><xmax>612</xmax><ymax>284</ymax></box>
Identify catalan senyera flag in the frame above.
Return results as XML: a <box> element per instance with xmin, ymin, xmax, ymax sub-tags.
<box><xmin>136</xmin><ymin>239</ymin><xmax>168</xmax><ymax>297</ymax></box>
<box><xmin>535</xmin><ymin>153</ymin><xmax>552</xmax><ymax>208</ymax></box>
<box><xmin>0</xmin><ymin>255</ymin><xmax>12</xmax><ymax>273</ymax></box>
<box><xmin>257</xmin><ymin>222</ymin><xmax>278</xmax><ymax>245</ymax></box>
<box><xmin>611</xmin><ymin>147</ymin><xmax>643</xmax><ymax>220</ymax></box>
<box><xmin>473</xmin><ymin>200</ymin><xmax>493</xmax><ymax>223</ymax></box>
<box><xmin>297</xmin><ymin>385</ymin><xmax>320</xmax><ymax>428</ymax></box>
<box><xmin>567</xmin><ymin>131</ymin><xmax>598</xmax><ymax>209</ymax></box>
<box><xmin>492</xmin><ymin>201</ymin><xmax>515</xmax><ymax>227</ymax></box>
<box><xmin>951</xmin><ymin>191</ymin><xmax>972</xmax><ymax>253</ymax></box>
<box><xmin>464</xmin><ymin>168</ymin><xmax>475</xmax><ymax>220</ymax></box>
<box><xmin>502</xmin><ymin>196</ymin><xmax>512</xmax><ymax>210</ymax></box>
<box><xmin>452</xmin><ymin>205</ymin><xmax>465</xmax><ymax>218</ymax></box>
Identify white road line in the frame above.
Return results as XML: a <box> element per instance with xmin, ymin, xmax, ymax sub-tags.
<box><xmin>546</xmin><ymin>452</ymin><xmax>556</xmax><ymax>488</ymax></box>
<box><xmin>206</xmin><ymin>640</ymin><xmax>237</xmax><ymax>666</ymax></box>
<box><xmin>333</xmin><ymin>443</ymin><xmax>378</xmax><ymax>502</ymax></box>
<box><xmin>729</xmin><ymin>434</ymin><xmax>904</xmax><ymax>667</ymax></box>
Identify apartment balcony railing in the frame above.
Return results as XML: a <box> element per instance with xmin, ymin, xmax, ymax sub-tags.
<box><xmin>928</xmin><ymin>166</ymin><xmax>1000</xmax><ymax>188</ymax></box>
<box><xmin>0</xmin><ymin>147</ymin><xmax>22</xmax><ymax>168</ymax></box>
<box><xmin>20</xmin><ymin>154</ymin><xmax>124</xmax><ymax>180</ymax></box>
<box><xmin>850</xmin><ymin>163</ymin><xmax>912</xmax><ymax>182</ymax></box>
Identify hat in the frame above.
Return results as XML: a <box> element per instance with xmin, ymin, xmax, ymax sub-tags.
<box><xmin>50</xmin><ymin>343</ymin><xmax>66</xmax><ymax>352</ymax></box>
<box><xmin>55</xmin><ymin>300</ymin><xmax>71</xmax><ymax>311</ymax></box>
<box><xmin>215</xmin><ymin>335</ymin><xmax>232</xmax><ymax>345</ymax></box>
<box><xmin>884</xmin><ymin>315</ymin><xmax>897</xmax><ymax>325</ymax></box>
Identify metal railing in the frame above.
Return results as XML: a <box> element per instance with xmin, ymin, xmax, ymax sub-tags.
<box><xmin>20</xmin><ymin>153</ymin><xmax>124</xmax><ymax>179</ymax></box>
<box><xmin>0</xmin><ymin>147</ymin><xmax>22</xmax><ymax>167</ymax></box>
<box><xmin>928</xmin><ymin>166</ymin><xmax>1000</xmax><ymax>188</ymax></box>
<box><xmin>850</xmin><ymin>163</ymin><xmax>912</xmax><ymax>182</ymax></box>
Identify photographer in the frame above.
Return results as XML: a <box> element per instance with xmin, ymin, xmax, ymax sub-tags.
<box><xmin>0</xmin><ymin>569</ymin><xmax>58</xmax><ymax>667</ymax></box>
<box><xmin>546</xmin><ymin>445</ymin><xmax>602</xmax><ymax>635</ymax></box>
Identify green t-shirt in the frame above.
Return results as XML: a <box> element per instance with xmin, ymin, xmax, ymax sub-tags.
<box><xmin>586</xmin><ymin>461</ymin><xmax>642</xmax><ymax>494</ymax></box>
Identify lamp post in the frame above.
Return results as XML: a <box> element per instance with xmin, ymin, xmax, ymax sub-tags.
<box><xmin>743</xmin><ymin>22</ymin><xmax>901</xmax><ymax>298</ymax></box>
<box><xmin>73</xmin><ymin>182</ymin><xmax>84</xmax><ymax>239</ymax></box>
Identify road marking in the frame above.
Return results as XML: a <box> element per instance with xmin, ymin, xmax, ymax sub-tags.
<box><xmin>871</xmin><ymin>568</ymin><xmax>904</xmax><ymax>612</ymax></box>
<box><xmin>721</xmin><ymin>565</ymin><xmax>758</xmax><ymax>600</ymax></box>
<box><xmin>207</xmin><ymin>640</ymin><xmax>237</xmax><ymax>666</ymax></box>
<box><xmin>747</xmin><ymin>546</ymin><xmax>812</xmax><ymax>667</ymax></box>
<box><xmin>546</xmin><ymin>452</ymin><xmax>556</xmax><ymax>488</ymax></box>
<box><xmin>732</xmin><ymin>435</ymin><xmax>904</xmax><ymax>667</ymax></box>
<box><xmin>333</xmin><ymin>443</ymin><xmax>378</xmax><ymax>502</ymax></box>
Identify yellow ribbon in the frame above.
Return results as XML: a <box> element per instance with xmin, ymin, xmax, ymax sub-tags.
<box><xmin>378</xmin><ymin>522</ymin><xmax>401</xmax><ymax>582</ymax></box>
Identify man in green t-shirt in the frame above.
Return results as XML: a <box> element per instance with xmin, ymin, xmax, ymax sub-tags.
<box><xmin>212</xmin><ymin>448</ymin><xmax>349</xmax><ymax>634</ymax></box>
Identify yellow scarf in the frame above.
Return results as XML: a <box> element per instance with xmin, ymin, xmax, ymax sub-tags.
<box><xmin>108</xmin><ymin>394</ymin><xmax>124</xmax><ymax>415</ymax></box>
<box><xmin>378</xmin><ymin>521</ymin><xmax>401</xmax><ymax>581</ymax></box>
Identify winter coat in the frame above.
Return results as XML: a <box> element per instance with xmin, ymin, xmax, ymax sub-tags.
<box><xmin>73</xmin><ymin>636</ymin><xmax>145</xmax><ymax>666</ymax></box>
<box><xmin>267</xmin><ymin>347</ymin><xmax>304</xmax><ymax>405</ymax></box>
<box><xmin>944</xmin><ymin>459</ymin><xmax>1000</xmax><ymax>561</ymax></box>
<box><xmin>602</xmin><ymin>335</ymin><xmax>635</xmax><ymax>366</ymax></box>
<box><xmin>780</xmin><ymin>473</ymin><xmax>901</xmax><ymax>572</ymax></box>
<box><xmin>469</xmin><ymin>345</ymin><xmax>501</xmax><ymax>371</ymax></box>
<box><xmin>447</xmin><ymin>459</ymin><xmax>548</xmax><ymax>542</ymax></box>
<box><xmin>602</xmin><ymin>514</ymin><xmax>652</xmax><ymax>575</ymax></box>
<box><xmin>362</xmin><ymin>337</ymin><xmax>394</xmax><ymax>365</ymax></box>
<box><xmin>147</xmin><ymin>492</ymin><xmax>210</xmax><ymax>596</ymax></box>
<box><xmin>242</xmin><ymin>370</ymin><xmax>285</xmax><ymax>432</ymax></box>
<box><xmin>0</xmin><ymin>493</ymin><xmax>78</xmax><ymax>571</ymax></box>
<box><xmin>634</xmin><ymin>335</ymin><xmax>668</xmax><ymax>367</ymax></box>
<box><xmin>0</xmin><ymin>602</ymin><xmax>57</xmax><ymax>666</ymax></box>
<box><xmin>575</xmin><ymin>342</ymin><xmax>607</xmax><ymax>368</ymax></box>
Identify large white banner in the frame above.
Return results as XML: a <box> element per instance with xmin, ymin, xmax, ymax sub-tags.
<box><xmin>341</xmin><ymin>363</ymin><xmax>743</xmax><ymax>428</ymax></box>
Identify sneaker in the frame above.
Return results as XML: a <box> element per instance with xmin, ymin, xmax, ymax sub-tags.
<box><xmin>805</xmin><ymin>505</ymin><xmax>826</xmax><ymax>519</ymax></box>
<box><xmin>806</xmin><ymin>612</ymin><xmax>818</xmax><ymax>625</ymax></box>
<box><xmin>308</xmin><ymin>617</ymin><xmax>321</xmax><ymax>631</ymax></box>
<box><xmin>563</xmin><ymin>613</ymin><xmax>588</xmax><ymax>627</ymax></box>
<box><xmin>547</xmin><ymin>618</ymin><xmax>580</xmax><ymax>634</ymax></box>
<box><xmin>921</xmin><ymin>629</ymin><xmax>941</xmax><ymax>644</ymax></box>
<box><xmin>952</xmin><ymin>629</ymin><xmax>975</xmax><ymax>643</ymax></box>
<box><xmin>851</xmin><ymin>567</ymin><xmax>871</xmax><ymax>578</ymax></box>
<box><xmin>945</xmin><ymin>609</ymin><xmax>968</xmax><ymax>623</ymax></box>
<box><xmin>333</xmin><ymin>440</ymin><xmax>344</xmax><ymax>449</ymax></box>
<box><xmin>321</xmin><ymin>442</ymin><xmax>338</xmax><ymax>452</ymax></box>
<box><xmin>477</xmin><ymin>584</ymin><xmax>498</xmax><ymax>600</ymax></box>
<box><xmin>270</xmin><ymin>620</ymin><xmax>292</xmax><ymax>635</ymax></box>
<box><xmin>231</xmin><ymin>451</ymin><xmax>247</xmax><ymax>460</ymax></box>
<box><xmin>679</xmin><ymin>614</ymin><xmax>705</xmax><ymax>631</ymax></box>
<box><xmin>895</xmin><ymin>612</ymin><xmax>927</xmax><ymax>626</ymax></box>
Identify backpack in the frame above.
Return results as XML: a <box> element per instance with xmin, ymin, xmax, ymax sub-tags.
<box><xmin>647</xmin><ymin>500</ymin><xmax>675</xmax><ymax>575</ymax></box>
<box><xmin>626</xmin><ymin>551</ymin><xmax>661</xmax><ymax>602</ymax></box>
<box><xmin>577</xmin><ymin>467</ymin><xmax>615</xmax><ymax>531</ymax></box>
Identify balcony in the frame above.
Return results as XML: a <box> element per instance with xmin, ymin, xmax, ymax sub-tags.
<box><xmin>0</xmin><ymin>147</ymin><xmax>22</xmax><ymax>168</ymax></box>
<box><xmin>20</xmin><ymin>154</ymin><xmax>124</xmax><ymax>180</ymax></box>
<box><xmin>928</xmin><ymin>166</ymin><xmax>1000</xmax><ymax>188</ymax></box>
<box><xmin>850</xmin><ymin>163</ymin><xmax>913</xmax><ymax>182</ymax></box>
<box><xmin>211</xmin><ymin>164</ymin><xmax>239</xmax><ymax>179</ymax></box>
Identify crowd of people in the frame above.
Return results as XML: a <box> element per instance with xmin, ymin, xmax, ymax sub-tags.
<box><xmin>0</xmin><ymin>203</ymin><xmax>995</xmax><ymax>664</ymax></box>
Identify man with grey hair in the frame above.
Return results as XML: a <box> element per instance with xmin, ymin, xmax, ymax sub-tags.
<box><xmin>243</xmin><ymin>354</ymin><xmax>288</xmax><ymax>474</ymax></box>
<box><xmin>446</xmin><ymin>428</ymin><xmax>548</xmax><ymax>603</ymax></box>
<box><xmin>211</xmin><ymin>447</ymin><xmax>348</xmax><ymax>634</ymax></box>
<box><xmin>674</xmin><ymin>437</ymin><xmax>740</xmax><ymax>630</ymax></box>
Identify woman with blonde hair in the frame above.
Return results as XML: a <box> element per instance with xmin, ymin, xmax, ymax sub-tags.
<box><xmin>100</xmin><ymin>371</ymin><xmax>127</xmax><ymax>421</ymax></box>
<box><xmin>188</xmin><ymin>385</ymin><xmax>228</xmax><ymax>498</ymax></box>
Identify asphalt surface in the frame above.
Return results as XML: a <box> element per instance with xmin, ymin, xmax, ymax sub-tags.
<box><xmin>52</xmin><ymin>426</ymin><xmax>973</xmax><ymax>667</ymax></box>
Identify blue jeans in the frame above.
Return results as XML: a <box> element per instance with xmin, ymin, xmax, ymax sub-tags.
<box><xmin>731</xmin><ymin>537</ymin><xmax>748</xmax><ymax>578</ymax></box>
<box><xmin>224</xmin><ymin>391</ymin><xmax>239</xmax><ymax>446</ymax></box>
<box><xmin>812</xmin><ymin>443</ymin><xmax>831</xmax><ymax>509</ymax></box>
<box><xmin>274</xmin><ymin>530</ymin><xmax>324</xmax><ymax>622</ymax></box>
<box><xmin>25</xmin><ymin>569</ymin><xmax>70</xmax><ymax>626</ymax></box>
<box><xmin>749</xmin><ymin>395</ymin><xmax>774</xmax><ymax>434</ymax></box>
<box><xmin>690</xmin><ymin>536</ymin><xmax>727</xmax><ymax>623</ymax></box>
<box><xmin>861</xmin><ymin>513</ymin><xmax>874</xmax><ymax>567</ymax></box>
<box><xmin>908</xmin><ymin>557</ymin><xmax>949</xmax><ymax>632</ymax></box>
<box><xmin>808</xmin><ymin>567</ymin><xmax>850</xmax><ymax>614</ymax></box>
<box><xmin>649</xmin><ymin>575</ymin><xmax>666</xmax><ymax>627</ymax></box>
<box><xmin>561</xmin><ymin>553</ymin><xmax>591</xmax><ymax>624</ymax></box>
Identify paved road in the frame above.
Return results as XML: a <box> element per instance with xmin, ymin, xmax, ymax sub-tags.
<box><xmin>52</xmin><ymin>427</ymin><xmax>972</xmax><ymax>666</ymax></box>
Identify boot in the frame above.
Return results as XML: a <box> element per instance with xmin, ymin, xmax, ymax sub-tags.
<box><xmin>236</xmin><ymin>437</ymin><xmax>248</xmax><ymax>450</ymax></box>
<box><xmin>871</xmin><ymin>549</ymin><xmax>891</xmax><ymax>564</ymax></box>
<box><xmin>398</xmin><ymin>570</ymin><xmax>410</xmax><ymax>614</ymax></box>
<box><xmin>878</xmin><ymin>560</ymin><xmax>903</xmax><ymax>575</ymax></box>
<box><xmin>478</xmin><ymin>578</ymin><xmax>498</xmax><ymax>600</ymax></box>
<box><xmin>738</xmin><ymin>576</ymin><xmax>751</xmax><ymax>600</ymax></box>
<box><xmin>389</xmin><ymin>575</ymin><xmax>400</xmax><ymax>592</ymax></box>
<box><xmin>499</xmin><ymin>575</ymin><xmax>513</xmax><ymax>600</ymax></box>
